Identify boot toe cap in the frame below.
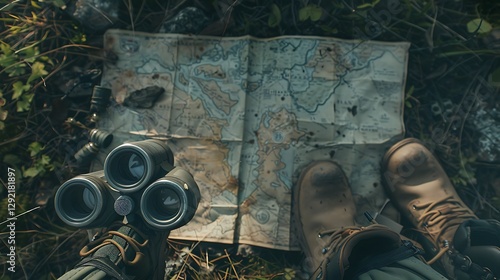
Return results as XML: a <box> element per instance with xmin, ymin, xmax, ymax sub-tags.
<box><xmin>307</xmin><ymin>161</ymin><xmax>348</xmax><ymax>186</ymax></box>
<box><xmin>382</xmin><ymin>138</ymin><xmax>429</xmax><ymax>173</ymax></box>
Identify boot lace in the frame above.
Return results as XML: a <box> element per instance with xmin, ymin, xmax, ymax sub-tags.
<box><xmin>317</xmin><ymin>224</ymin><xmax>390</xmax><ymax>254</ymax></box>
<box><xmin>413</xmin><ymin>195</ymin><xmax>476</xmax><ymax>264</ymax></box>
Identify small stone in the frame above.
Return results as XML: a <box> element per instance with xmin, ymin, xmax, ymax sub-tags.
<box><xmin>123</xmin><ymin>86</ymin><xmax>164</xmax><ymax>109</ymax></box>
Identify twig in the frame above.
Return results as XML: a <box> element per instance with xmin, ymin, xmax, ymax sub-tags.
<box><xmin>225</xmin><ymin>249</ymin><xmax>240</xmax><ymax>279</ymax></box>
<box><xmin>0</xmin><ymin>206</ymin><xmax>41</xmax><ymax>226</ymax></box>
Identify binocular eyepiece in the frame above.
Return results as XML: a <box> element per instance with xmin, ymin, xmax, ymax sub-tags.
<box><xmin>55</xmin><ymin>139</ymin><xmax>200</xmax><ymax>231</ymax></box>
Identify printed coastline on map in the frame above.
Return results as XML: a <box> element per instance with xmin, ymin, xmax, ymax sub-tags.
<box><xmin>93</xmin><ymin>29</ymin><xmax>410</xmax><ymax>250</ymax></box>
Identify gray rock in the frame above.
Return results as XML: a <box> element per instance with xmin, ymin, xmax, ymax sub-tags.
<box><xmin>471</xmin><ymin>103</ymin><xmax>500</xmax><ymax>162</ymax></box>
<box><xmin>123</xmin><ymin>86</ymin><xmax>164</xmax><ymax>109</ymax></box>
<box><xmin>159</xmin><ymin>7</ymin><xmax>210</xmax><ymax>34</ymax></box>
<box><xmin>66</xmin><ymin>0</ymin><xmax>120</xmax><ymax>32</ymax></box>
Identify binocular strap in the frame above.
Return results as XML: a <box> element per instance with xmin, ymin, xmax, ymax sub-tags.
<box><xmin>75</xmin><ymin>256</ymin><xmax>132</xmax><ymax>280</ymax></box>
<box><xmin>73</xmin><ymin>223</ymin><xmax>150</xmax><ymax>280</ymax></box>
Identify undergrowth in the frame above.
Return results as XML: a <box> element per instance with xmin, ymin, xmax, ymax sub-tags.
<box><xmin>0</xmin><ymin>0</ymin><xmax>499</xmax><ymax>279</ymax></box>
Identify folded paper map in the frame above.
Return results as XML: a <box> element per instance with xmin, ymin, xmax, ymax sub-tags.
<box><xmin>94</xmin><ymin>29</ymin><xmax>410</xmax><ymax>250</ymax></box>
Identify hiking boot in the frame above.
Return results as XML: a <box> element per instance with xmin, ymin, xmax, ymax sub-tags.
<box><xmin>453</xmin><ymin>219</ymin><xmax>500</xmax><ymax>278</ymax></box>
<box><xmin>58</xmin><ymin>219</ymin><xmax>169</xmax><ymax>280</ymax></box>
<box><xmin>294</xmin><ymin>161</ymin><xmax>412</xmax><ymax>279</ymax></box>
<box><xmin>381</xmin><ymin>138</ymin><xmax>478</xmax><ymax>277</ymax></box>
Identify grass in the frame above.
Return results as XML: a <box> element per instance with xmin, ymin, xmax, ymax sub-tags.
<box><xmin>0</xmin><ymin>0</ymin><xmax>499</xmax><ymax>279</ymax></box>
<box><xmin>165</xmin><ymin>240</ymin><xmax>302</xmax><ymax>279</ymax></box>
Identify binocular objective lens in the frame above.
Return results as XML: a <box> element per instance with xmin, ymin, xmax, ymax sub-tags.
<box><xmin>140</xmin><ymin>168</ymin><xmax>200</xmax><ymax>230</ymax></box>
<box><xmin>104</xmin><ymin>140</ymin><xmax>174</xmax><ymax>192</ymax></box>
<box><xmin>55</xmin><ymin>171</ymin><xmax>118</xmax><ymax>228</ymax></box>
<box><xmin>109</xmin><ymin>152</ymin><xmax>146</xmax><ymax>187</ymax></box>
<box><xmin>82</xmin><ymin>188</ymin><xmax>96</xmax><ymax>210</ymax></box>
<box><xmin>61</xmin><ymin>184</ymin><xmax>97</xmax><ymax>219</ymax></box>
<box><xmin>128</xmin><ymin>154</ymin><xmax>145</xmax><ymax>179</ymax></box>
<box><xmin>153</xmin><ymin>188</ymin><xmax>181</xmax><ymax>219</ymax></box>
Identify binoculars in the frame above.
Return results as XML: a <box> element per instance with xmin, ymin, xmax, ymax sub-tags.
<box><xmin>55</xmin><ymin>139</ymin><xmax>200</xmax><ymax>231</ymax></box>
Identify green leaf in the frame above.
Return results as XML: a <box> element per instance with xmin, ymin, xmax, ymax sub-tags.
<box><xmin>406</xmin><ymin>85</ymin><xmax>415</xmax><ymax>98</ymax></box>
<box><xmin>0</xmin><ymin>53</ymin><xmax>17</xmax><ymax>67</ymax></box>
<box><xmin>12</xmin><ymin>81</ymin><xmax>31</xmax><ymax>100</ymax></box>
<box><xmin>40</xmin><ymin>154</ymin><xmax>51</xmax><ymax>166</ymax></box>
<box><xmin>299</xmin><ymin>4</ymin><xmax>323</xmax><ymax>22</ymax></box>
<box><xmin>16</xmin><ymin>93</ymin><xmax>34</xmax><ymax>112</ymax></box>
<box><xmin>20</xmin><ymin>46</ymin><xmax>40</xmax><ymax>63</ymax></box>
<box><xmin>284</xmin><ymin>268</ymin><xmax>295</xmax><ymax>280</ymax></box>
<box><xmin>268</xmin><ymin>4</ymin><xmax>281</xmax><ymax>28</ymax></box>
<box><xmin>467</xmin><ymin>18</ymin><xmax>492</xmax><ymax>34</ymax></box>
<box><xmin>299</xmin><ymin>6</ymin><xmax>309</xmax><ymax>21</ymax></box>
<box><xmin>309</xmin><ymin>5</ymin><xmax>322</xmax><ymax>21</ymax></box>
<box><xmin>31</xmin><ymin>0</ymin><xmax>42</xmax><ymax>8</ymax></box>
<box><xmin>23</xmin><ymin>166</ymin><xmax>43</xmax><ymax>178</ymax></box>
<box><xmin>0</xmin><ymin>43</ymin><xmax>13</xmax><ymax>55</ymax></box>
<box><xmin>0</xmin><ymin>108</ymin><xmax>7</xmax><ymax>120</ymax></box>
<box><xmin>4</xmin><ymin>61</ymin><xmax>27</xmax><ymax>77</ymax></box>
<box><xmin>40</xmin><ymin>55</ymin><xmax>54</xmax><ymax>66</ymax></box>
<box><xmin>3</xmin><ymin>154</ymin><xmax>21</xmax><ymax>165</ymax></box>
<box><xmin>27</xmin><ymin>61</ymin><xmax>48</xmax><ymax>84</ymax></box>
<box><xmin>0</xmin><ymin>44</ymin><xmax>16</xmax><ymax>68</ymax></box>
<box><xmin>28</xmin><ymin>141</ymin><xmax>44</xmax><ymax>157</ymax></box>
<box><xmin>0</xmin><ymin>90</ymin><xmax>7</xmax><ymax>108</ymax></box>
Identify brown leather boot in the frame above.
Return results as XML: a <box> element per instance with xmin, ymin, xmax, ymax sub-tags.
<box><xmin>294</xmin><ymin>161</ymin><xmax>356</xmax><ymax>273</ymax></box>
<box><xmin>294</xmin><ymin>161</ymin><xmax>413</xmax><ymax>279</ymax></box>
<box><xmin>381</xmin><ymin>138</ymin><xmax>478</xmax><ymax>277</ymax></box>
